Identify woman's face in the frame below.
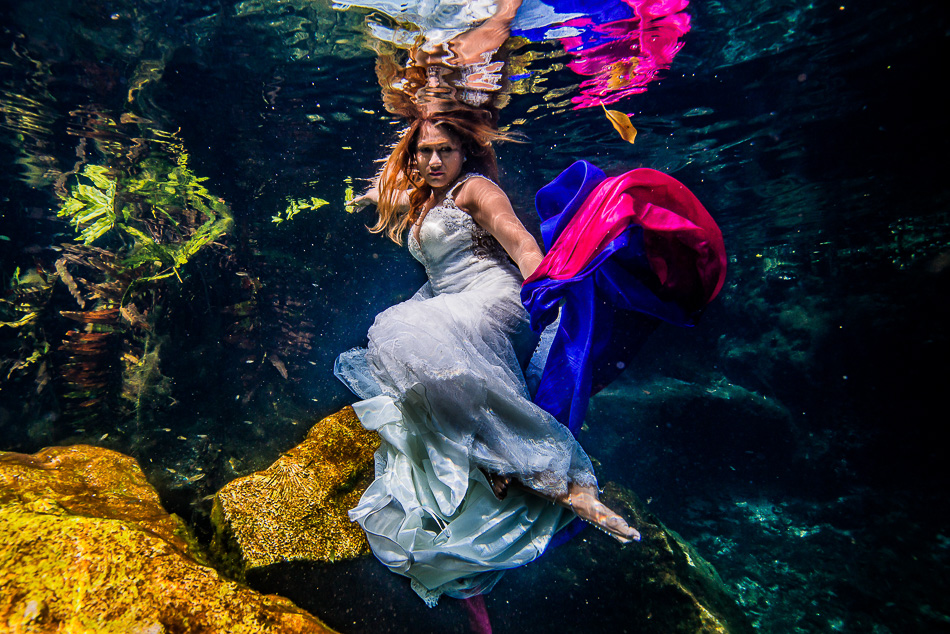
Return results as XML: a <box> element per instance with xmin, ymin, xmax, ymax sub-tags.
<box><xmin>414</xmin><ymin>122</ymin><xmax>465</xmax><ymax>191</ymax></box>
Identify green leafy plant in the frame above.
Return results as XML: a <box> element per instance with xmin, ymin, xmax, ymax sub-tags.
<box><xmin>57</xmin><ymin>149</ymin><xmax>234</xmax><ymax>288</ymax></box>
<box><xmin>47</xmin><ymin>134</ymin><xmax>235</xmax><ymax>426</ymax></box>
<box><xmin>271</xmin><ymin>196</ymin><xmax>329</xmax><ymax>224</ymax></box>
<box><xmin>58</xmin><ymin>165</ymin><xmax>118</xmax><ymax>245</ymax></box>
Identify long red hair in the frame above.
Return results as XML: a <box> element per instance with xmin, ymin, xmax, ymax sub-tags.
<box><xmin>372</xmin><ymin>110</ymin><xmax>517</xmax><ymax>244</ymax></box>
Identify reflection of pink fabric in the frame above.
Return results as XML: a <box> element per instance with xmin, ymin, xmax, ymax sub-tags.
<box><xmin>560</xmin><ymin>0</ymin><xmax>691</xmax><ymax>108</ymax></box>
<box><xmin>526</xmin><ymin>168</ymin><xmax>726</xmax><ymax>312</ymax></box>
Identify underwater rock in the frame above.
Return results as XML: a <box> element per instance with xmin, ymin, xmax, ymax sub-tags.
<box><xmin>246</xmin><ymin>481</ymin><xmax>755</xmax><ymax>633</ymax></box>
<box><xmin>212</xmin><ymin>406</ymin><xmax>380</xmax><ymax>573</ymax></box>
<box><xmin>485</xmin><ymin>482</ymin><xmax>754</xmax><ymax>634</ymax></box>
<box><xmin>586</xmin><ymin>373</ymin><xmax>796</xmax><ymax>493</ymax></box>
<box><xmin>0</xmin><ymin>444</ymin><xmax>336</xmax><ymax>633</ymax></box>
<box><xmin>601</xmin><ymin>483</ymin><xmax>753</xmax><ymax>633</ymax></box>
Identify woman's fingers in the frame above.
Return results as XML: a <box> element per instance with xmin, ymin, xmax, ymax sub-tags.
<box><xmin>346</xmin><ymin>188</ymin><xmax>378</xmax><ymax>211</ymax></box>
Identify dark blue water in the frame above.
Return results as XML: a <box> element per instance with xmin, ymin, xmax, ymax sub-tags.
<box><xmin>1</xmin><ymin>1</ymin><xmax>948</xmax><ymax>632</ymax></box>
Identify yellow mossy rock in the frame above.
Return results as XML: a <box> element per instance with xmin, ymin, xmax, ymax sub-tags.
<box><xmin>0</xmin><ymin>444</ymin><xmax>337</xmax><ymax>633</ymax></box>
<box><xmin>578</xmin><ymin>483</ymin><xmax>753</xmax><ymax>634</ymax></box>
<box><xmin>212</xmin><ymin>406</ymin><xmax>380</xmax><ymax>572</ymax></box>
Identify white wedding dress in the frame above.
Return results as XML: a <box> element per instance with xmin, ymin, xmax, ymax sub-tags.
<box><xmin>335</xmin><ymin>174</ymin><xmax>597</xmax><ymax>605</ymax></box>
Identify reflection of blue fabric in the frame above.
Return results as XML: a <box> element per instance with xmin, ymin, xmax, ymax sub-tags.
<box><xmin>522</xmin><ymin>161</ymin><xmax>697</xmax><ymax>437</ymax></box>
<box><xmin>512</xmin><ymin>0</ymin><xmax>635</xmax><ymax>45</ymax></box>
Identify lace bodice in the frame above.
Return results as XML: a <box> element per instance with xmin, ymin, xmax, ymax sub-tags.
<box><xmin>408</xmin><ymin>173</ymin><xmax>517</xmax><ymax>295</ymax></box>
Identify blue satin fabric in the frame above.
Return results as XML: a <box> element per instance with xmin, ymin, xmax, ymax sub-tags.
<box><xmin>522</xmin><ymin>160</ymin><xmax>700</xmax><ymax>437</ymax></box>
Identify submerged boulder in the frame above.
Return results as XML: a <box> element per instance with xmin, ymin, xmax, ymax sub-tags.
<box><xmin>600</xmin><ymin>483</ymin><xmax>753</xmax><ymax>633</ymax></box>
<box><xmin>586</xmin><ymin>373</ymin><xmax>796</xmax><ymax>492</ymax></box>
<box><xmin>0</xmin><ymin>444</ymin><xmax>336</xmax><ymax>633</ymax></box>
<box><xmin>477</xmin><ymin>482</ymin><xmax>752</xmax><ymax>634</ymax></box>
<box><xmin>211</xmin><ymin>406</ymin><xmax>380</xmax><ymax>574</ymax></box>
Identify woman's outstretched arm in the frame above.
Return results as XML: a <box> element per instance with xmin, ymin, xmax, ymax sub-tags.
<box><xmin>349</xmin><ymin>162</ymin><xmax>411</xmax><ymax>213</ymax></box>
<box><xmin>349</xmin><ymin>184</ymin><xmax>410</xmax><ymax>212</ymax></box>
<box><xmin>458</xmin><ymin>177</ymin><xmax>544</xmax><ymax>279</ymax></box>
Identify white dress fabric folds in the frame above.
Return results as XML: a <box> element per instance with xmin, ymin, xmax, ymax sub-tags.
<box><xmin>332</xmin><ymin>0</ymin><xmax>497</xmax><ymax>50</ymax></box>
<box><xmin>335</xmin><ymin>174</ymin><xmax>597</xmax><ymax>605</ymax></box>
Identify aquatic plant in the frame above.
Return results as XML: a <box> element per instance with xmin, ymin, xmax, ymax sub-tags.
<box><xmin>0</xmin><ymin>37</ymin><xmax>60</xmax><ymax>190</ymax></box>
<box><xmin>0</xmin><ymin>268</ymin><xmax>55</xmax><ymax>421</ymax></box>
<box><xmin>57</xmin><ymin>165</ymin><xmax>118</xmax><ymax>245</ymax></box>
<box><xmin>58</xmin><ymin>149</ymin><xmax>233</xmax><ymax>281</ymax></box>
<box><xmin>19</xmin><ymin>123</ymin><xmax>236</xmax><ymax>428</ymax></box>
<box><xmin>271</xmin><ymin>196</ymin><xmax>329</xmax><ymax>225</ymax></box>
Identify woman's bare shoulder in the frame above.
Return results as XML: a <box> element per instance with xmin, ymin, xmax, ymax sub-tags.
<box><xmin>455</xmin><ymin>175</ymin><xmax>508</xmax><ymax>213</ymax></box>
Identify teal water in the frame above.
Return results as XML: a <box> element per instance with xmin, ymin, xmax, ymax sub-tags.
<box><xmin>1</xmin><ymin>1</ymin><xmax>948</xmax><ymax>632</ymax></box>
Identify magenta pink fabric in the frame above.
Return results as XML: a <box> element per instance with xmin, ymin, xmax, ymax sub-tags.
<box><xmin>462</xmin><ymin>595</ymin><xmax>492</xmax><ymax>634</ymax></box>
<box><xmin>526</xmin><ymin>168</ymin><xmax>726</xmax><ymax>311</ymax></box>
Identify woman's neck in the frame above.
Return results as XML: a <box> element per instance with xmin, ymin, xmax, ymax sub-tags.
<box><xmin>428</xmin><ymin>172</ymin><xmax>465</xmax><ymax>206</ymax></box>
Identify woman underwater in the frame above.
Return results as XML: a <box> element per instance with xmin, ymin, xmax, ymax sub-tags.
<box><xmin>337</xmin><ymin>109</ymin><xmax>639</xmax><ymax>606</ymax></box>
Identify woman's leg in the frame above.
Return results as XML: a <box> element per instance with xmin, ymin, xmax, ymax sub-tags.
<box><xmin>556</xmin><ymin>483</ymin><xmax>641</xmax><ymax>544</ymax></box>
<box><xmin>482</xmin><ymin>470</ymin><xmax>513</xmax><ymax>500</ymax></box>
<box><xmin>496</xmin><ymin>477</ymin><xmax>640</xmax><ymax>544</ymax></box>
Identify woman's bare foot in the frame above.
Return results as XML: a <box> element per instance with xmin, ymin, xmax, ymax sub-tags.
<box><xmin>558</xmin><ymin>484</ymin><xmax>641</xmax><ymax>544</ymax></box>
<box><xmin>480</xmin><ymin>469</ymin><xmax>512</xmax><ymax>500</ymax></box>
<box><xmin>485</xmin><ymin>473</ymin><xmax>640</xmax><ymax>543</ymax></box>
<box><xmin>493</xmin><ymin>474</ymin><xmax>511</xmax><ymax>500</ymax></box>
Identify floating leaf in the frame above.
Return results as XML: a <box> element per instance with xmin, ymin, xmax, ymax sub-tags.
<box><xmin>343</xmin><ymin>176</ymin><xmax>358</xmax><ymax>213</ymax></box>
<box><xmin>603</xmin><ymin>105</ymin><xmax>637</xmax><ymax>144</ymax></box>
<box><xmin>273</xmin><ymin>194</ymin><xmax>329</xmax><ymax>224</ymax></box>
<box><xmin>308</xmin><ymin>197</ymin><xmax>329</xmax><ymax>210</ymax></box>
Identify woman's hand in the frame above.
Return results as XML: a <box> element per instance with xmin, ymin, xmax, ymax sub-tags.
<box><xmin>346</xmin><ymin>186</ymin><xmax>379</xmax><ymax>212</ymax></box>
<box><xmin>518</xmin><ymin>251</ymin><xmax>544</xmax><ymax>280</ymax></box>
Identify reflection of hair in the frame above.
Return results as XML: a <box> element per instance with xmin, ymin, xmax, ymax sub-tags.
<box><xmin>374</xmin><ymin>44</ymin><xmax>426</xmax><ymax>119</ymax></box>
<box><xmin>372</xmin><ymin>110</ymin><xmax>517</xmax><ymax>244</ymax></box>
<box><xmin>374</xmin><ymin>44</ymin><xmax>504</xmax><ymax>121</ymax></box>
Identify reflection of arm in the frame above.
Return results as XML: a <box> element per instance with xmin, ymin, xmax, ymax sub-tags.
<box><xmin>349</xmin><ymin>186</ymin><xmax>378</xmax><ymax>209</ymax></box>
<box><xmin>492</xmin><ymin>0</ymin><xmax>523</xmax><ymax>21</ymax></box>
<box><xmin>446</xmin><ymin>0</ymin><xmax>524</xmax><ymax>65</ymax></box>
<box><xmin>460</xmin><ymin>178</ymin><xmax>544</xmax><ymax>279</ymax></box>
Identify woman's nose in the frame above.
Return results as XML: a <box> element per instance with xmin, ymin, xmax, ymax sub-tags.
<box><xmin>430</xmin><ymin>151</ymin><xmax>443</xmax><ymax>166</ymax></box>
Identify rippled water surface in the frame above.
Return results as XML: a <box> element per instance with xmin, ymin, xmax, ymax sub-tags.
<box><xmin>1</xmin><ymin>1</ymin><xmax>948</xmax><ymax>632</ymax></box>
